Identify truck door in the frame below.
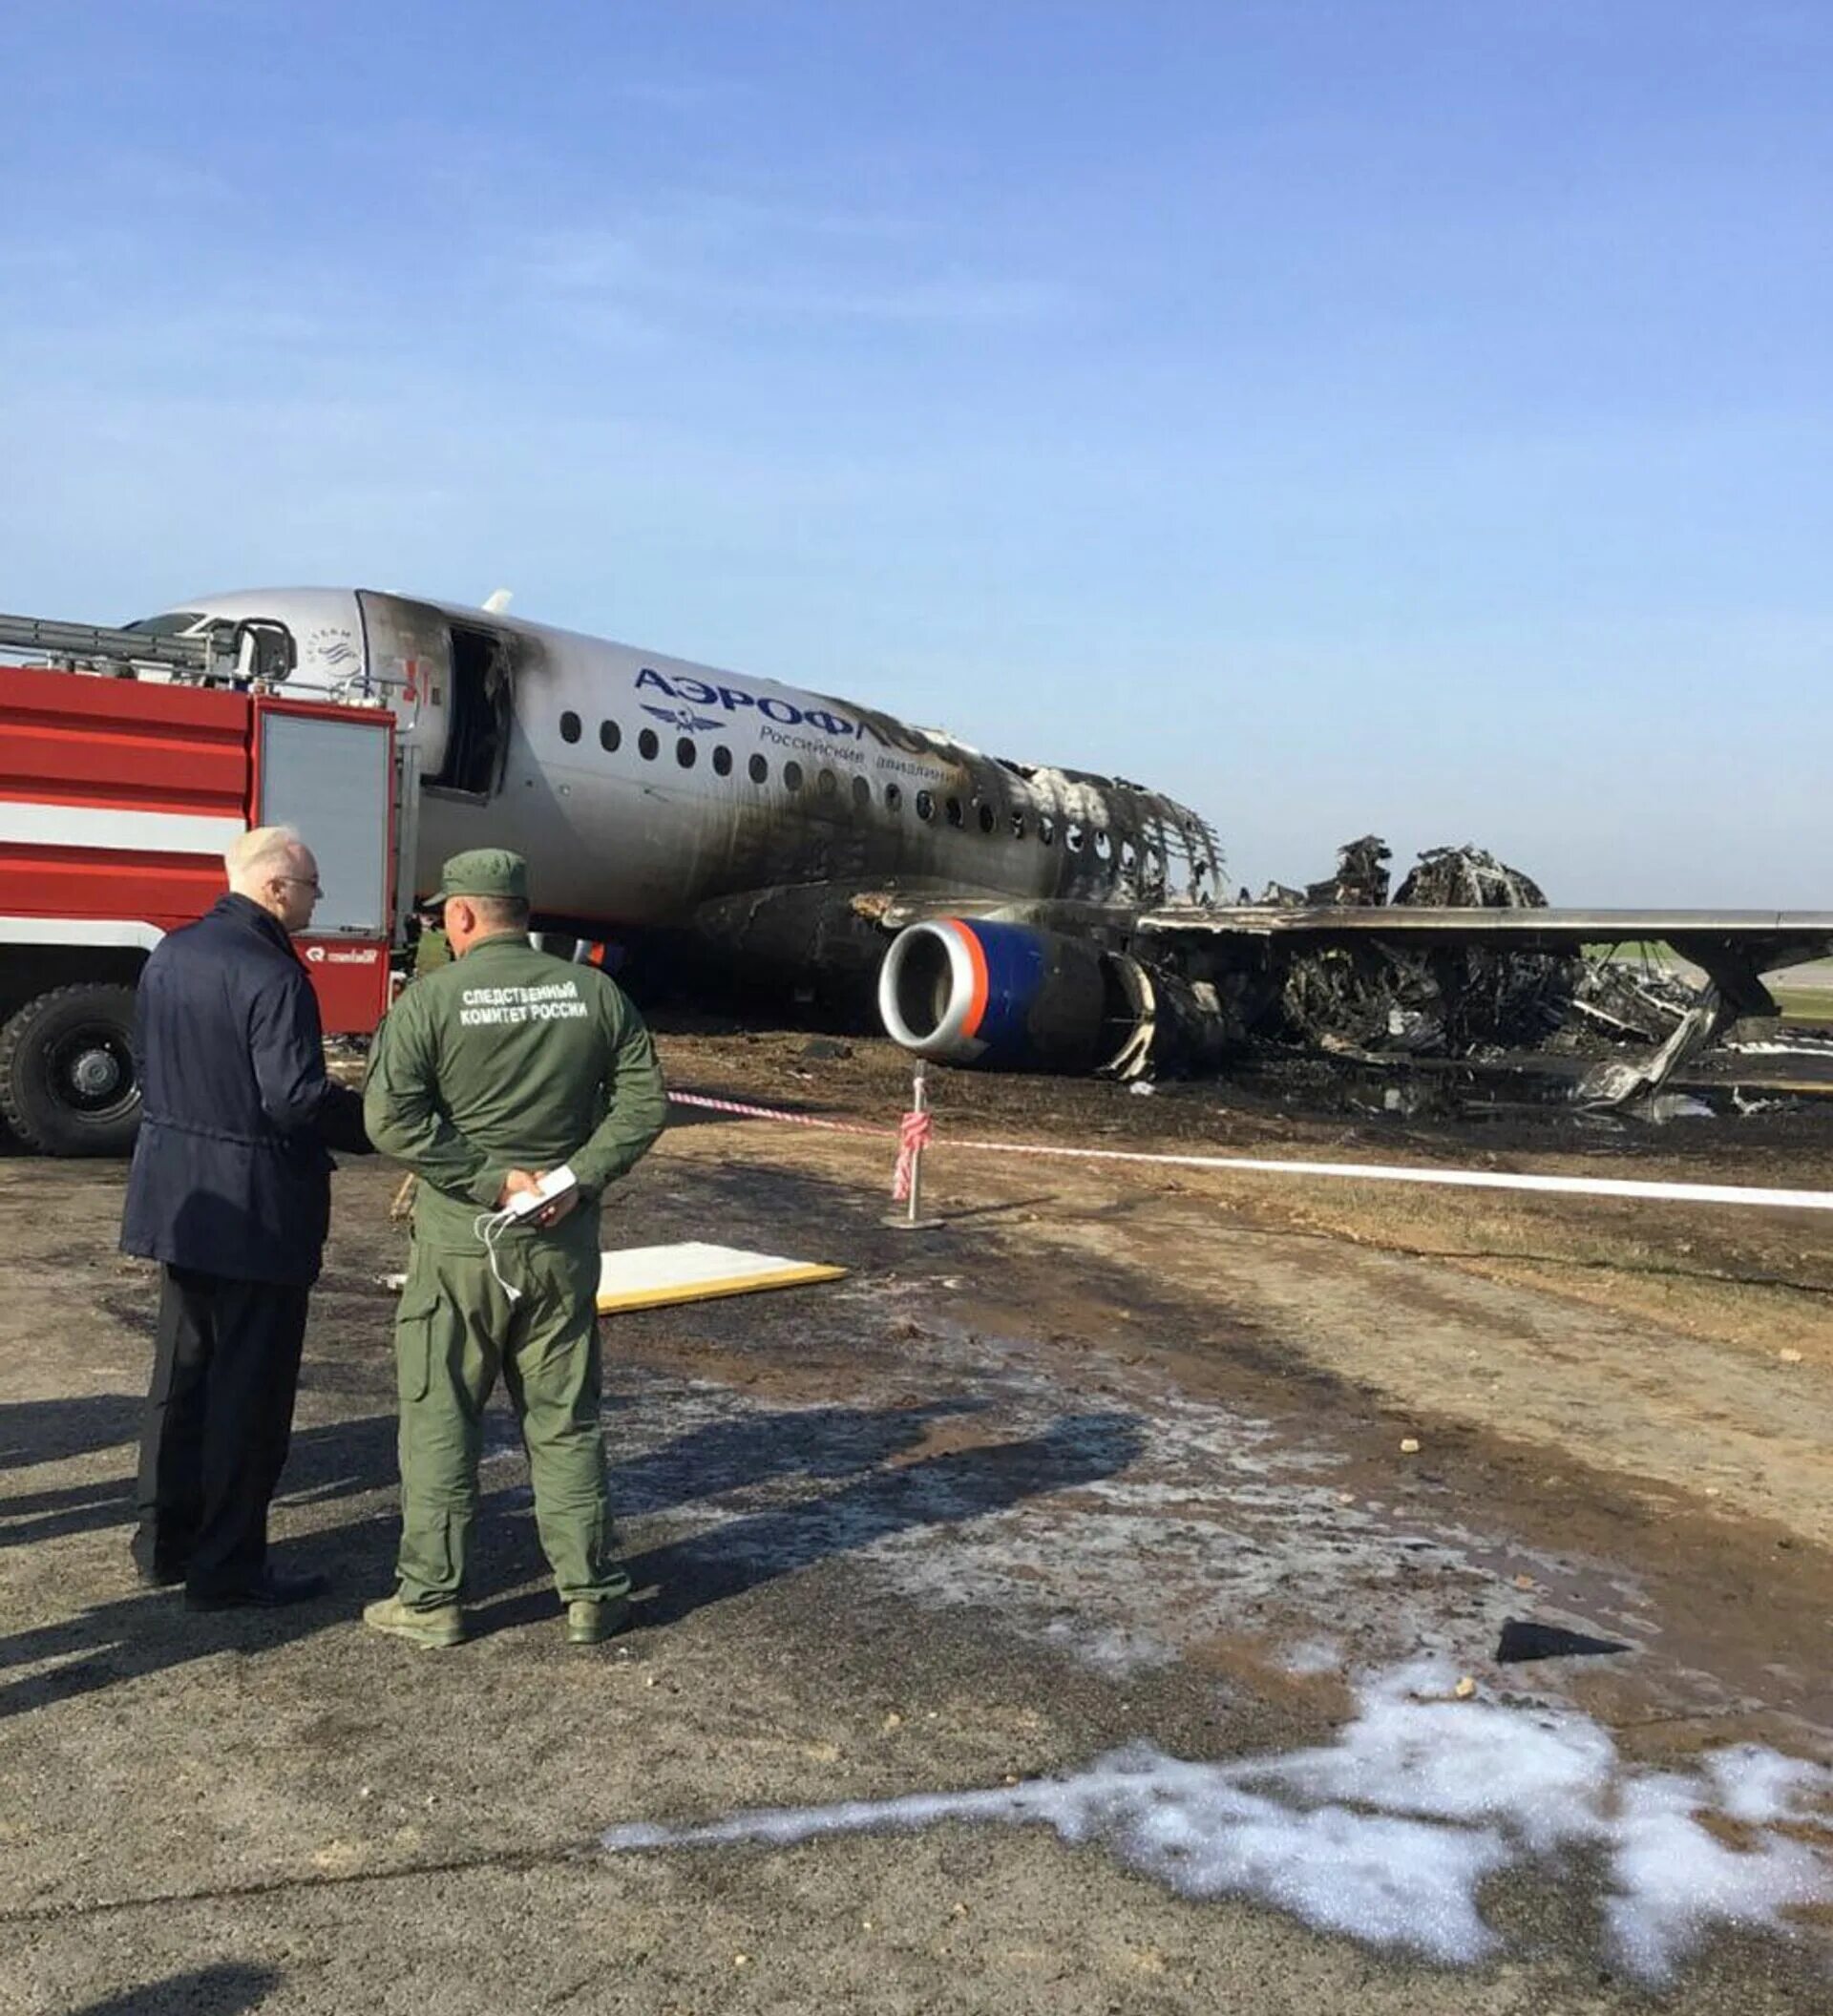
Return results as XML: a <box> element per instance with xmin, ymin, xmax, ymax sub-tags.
<box><xmin>255</xmin><ymin>699</ymin><xmax>395</xmax><ymax>1033</ymax></box>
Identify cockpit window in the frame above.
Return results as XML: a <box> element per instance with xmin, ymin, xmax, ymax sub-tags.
<box><xmin>124</xmin><ymin>612</ymin><xmax>205</xmax><ymax>637</ymax></box>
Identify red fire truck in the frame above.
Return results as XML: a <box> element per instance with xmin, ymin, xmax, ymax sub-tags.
<box><xmin>0</xmin><ymin>613</ymin><xmax>411</xmax><ymax>1155</ymax></box>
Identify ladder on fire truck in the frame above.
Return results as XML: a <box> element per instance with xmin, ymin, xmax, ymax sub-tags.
<box><xmin>0</xmin><ymin>610</ymin><xmax>297</xmax><ymax>686</ymax></box>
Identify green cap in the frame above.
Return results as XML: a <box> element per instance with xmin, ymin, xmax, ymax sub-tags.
<box><xmin>429</xmin><ymin>848</ymin><xmax>529</xmax><ymax>904</ymax></box>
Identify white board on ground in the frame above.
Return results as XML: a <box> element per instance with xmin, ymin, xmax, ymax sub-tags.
<box><xmin>596</xmin><ymin>1241</ymin><xmax>846</xmax><ymax>1315</ymax></box>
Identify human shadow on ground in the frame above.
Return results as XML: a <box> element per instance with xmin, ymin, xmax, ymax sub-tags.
<box><xmin>0</xmin><ymin>1395</ymin><xmax>141</xmax><ymax>1470</ymax></box>
<box><xmin>0</xmin><ymin>1393</ymin><xmax>1142</xmax><ymax>1709</ymax></box>
<box><xmin>600</xmin><ymin>1396</ymin><xmax>987</xmax><ymax>1519</ymax></box>
<box><xmin>0</xmin><ymin>1410</ymin><xmax>403</xmax><ymax>1552</ymax></box>
<box><xmin>0</xmin><ymin>1396</ymin><xmax>979</xmax><ymax>1551</ymax></box>
<box><xmin>0</xmin><ymin>1476</ymin><xmax>134</xmax><ymax>1548</ymax></box>
<box><xmin>0</xmin><ymin>1411</ymin><xmax>405</xmax><ymax>1714</ymax></box>
<box><xmin>0</xmin><ymin>1502</ymin><xmax>403</xmax><ymax>1717</ymax></box>
<box><xmin>471</xmin><ymin>1408</ymin><xmax>1146</xmax><ymax>1635</ymax></box>
<box><xmin>67</xmin><ymin>1963</ymin><xmax>283</xmax><ymax>2015</ymax></box>
<box><xmin>465</xmin><ymin>1394</ymin><xmax>995</xmax><ymax>1623</ymax></box>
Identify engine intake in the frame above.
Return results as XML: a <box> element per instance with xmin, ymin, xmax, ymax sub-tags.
<box><xmin>876</xmin><ymin>919</ymin><xmax>1147</xmax><ymax>1073</ymax></box>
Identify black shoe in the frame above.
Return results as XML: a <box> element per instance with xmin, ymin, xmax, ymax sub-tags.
<box><xmin>185</xmin><ymin>1569</ymin><xmax>328</xmax><ymax>1611</ymax></box>
<box><xmin>136</xmin><ymin>1561</ymin><xmax>187</xmax><ymax>1589</ymax></box>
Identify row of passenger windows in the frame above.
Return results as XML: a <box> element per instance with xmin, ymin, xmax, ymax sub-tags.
<box><xmin>556</xmin><ymin>710</ymin><xmax>1160</xmax><ymax>869</ymax></box>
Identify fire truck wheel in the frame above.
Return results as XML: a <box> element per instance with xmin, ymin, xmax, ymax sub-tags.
<box><xmin>0</xmin><ymin>985</ymin><xmax>143</xmax><ymax>1157</ymax></box>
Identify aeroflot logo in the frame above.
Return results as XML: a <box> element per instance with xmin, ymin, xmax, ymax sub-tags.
<box><xmin>634</xmin><ymin>665</ymin><xmax>933</xmax><ymax>754</ymax></box>
<box><xmin>641</xmin><ymin>703</ymin><xmax>722</xmax><ymax>733</ymax></box>
<box><xmin>306</xmin><ymin>626</ymin><xmax>361</xmax><ymax>668</ymax></box>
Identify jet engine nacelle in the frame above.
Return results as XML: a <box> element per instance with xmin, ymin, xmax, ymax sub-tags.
<box><xmin>876</xmin><ymin>918</ymin><xmax>1148</xmax><ymax>1073</ymax></box>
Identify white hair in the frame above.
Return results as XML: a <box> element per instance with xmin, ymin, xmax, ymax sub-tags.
<box><xmin>224</xmin><ymin>824</ymin><xmax>307</xmax><ymax>889</ymax></box>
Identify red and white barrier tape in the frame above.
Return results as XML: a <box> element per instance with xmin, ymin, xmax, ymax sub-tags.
<box><xmin>938</xmin><ymin>1138</ymin><xmax>1833</xmax><ymax>1212</ymax></box>
<box><xmin>667</xmin><ymin>1090</ymin><xmax>895</xmax><ymax>1139</ymax></box>
<box><xmin>667</xmin><ymin>1089</ymin><xmax>1833</xmax><ymax>1213</ymax></box>
<box><xmin>891</xmin><ymin>1109</ymin><xmax>935</xmax><ymax>1203</ymax></box>
<box><xmin>667</xmin><ymin>1088</ymin><xmax>929</xmax><ymax>1202</ymax></box>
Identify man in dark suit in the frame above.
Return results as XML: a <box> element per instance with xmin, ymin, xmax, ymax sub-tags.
<box><xmin>122</xmin><ymin>825</ymin><xmax>370</xmax><ymax>1608</ymax></box>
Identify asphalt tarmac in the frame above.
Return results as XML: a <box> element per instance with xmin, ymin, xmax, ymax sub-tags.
<box><xmin>2</xmin><ymin>1036</ymin><xmax>1830</xmax><ymax>2014</ymax></box>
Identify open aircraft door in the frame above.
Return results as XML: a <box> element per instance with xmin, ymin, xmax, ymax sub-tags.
<box><xmin>357</xmin><ymin>590</ymin><xmax>513</xmax><ymax>801</ymax></box>
<box><xmin>357</xmin><ymin>591</ymin><xmax>453</xmax><ymax>779</ymax></box>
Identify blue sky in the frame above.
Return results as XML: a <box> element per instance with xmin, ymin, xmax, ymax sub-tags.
<box><xmin>3</xmin><ymin>2</ymin><xmax>1827</xmax><ymax>902</ymax></box>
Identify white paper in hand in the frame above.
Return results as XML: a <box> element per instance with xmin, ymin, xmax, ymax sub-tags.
<box><xmin>503</xmin><ymin>1165</ymin><xmax>578</xmax><ymax>1221</ymax></box>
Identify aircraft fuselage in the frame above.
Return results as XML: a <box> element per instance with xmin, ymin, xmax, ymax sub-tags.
<box><xmin>151</xmin><ymin>589</ymin><xmax>1221</xmax><ymax>960</ymax></box>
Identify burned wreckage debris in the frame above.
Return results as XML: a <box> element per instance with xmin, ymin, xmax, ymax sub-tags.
<box><xmin>1259</xmin><ymin>837</ymin><xmax>1578</xmax><ymax>1062</ymax></box>
<box><xmin>874</xmin><ymin>788</ymin><xmax>1825</xmax><ymax>1104</ymax></box>
<box><xmin>1130</xmin><ymin>834</ymin><xmax>1796</xmax><ymax>1109</ymax></box>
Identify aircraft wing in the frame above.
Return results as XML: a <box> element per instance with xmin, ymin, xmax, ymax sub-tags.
<box><xmin>874</xmin><ymin>892</ymin><xmax>1833</xmax><ymax>977</ymax></box>
<box><xmin>1133</xmin><ymin>905</ymin><xmax>1833</xmax><ymax>1010</ymax></box>
<box><xmin>1136</xmin><ymin>904</ymin><xmax>1833</xmax><ymax>958</ymax></box>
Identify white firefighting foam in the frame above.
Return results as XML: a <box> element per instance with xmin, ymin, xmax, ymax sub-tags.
<box><xmin>602</xmin><ymin>1660</ymin><xmax>1832</xmax><ymax>1984</ymax></box>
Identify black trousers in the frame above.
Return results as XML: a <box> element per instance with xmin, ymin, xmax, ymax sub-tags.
<box><xmin>133</xmin><ymin>1265</ymin><xmax>310</xmax><ymax>1595</ymax></box>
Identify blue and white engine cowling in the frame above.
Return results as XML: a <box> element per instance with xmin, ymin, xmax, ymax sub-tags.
<box><xmin>875</xmin><ymin>919</ymin><xmax>1159</xmax><ymax>1076</ymax></box>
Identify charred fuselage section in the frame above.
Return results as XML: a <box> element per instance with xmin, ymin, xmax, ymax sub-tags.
<box><xmin>664</xmin><ymin>716</ymin><xmax>1227</xmax><ymax>1027</ymax></box>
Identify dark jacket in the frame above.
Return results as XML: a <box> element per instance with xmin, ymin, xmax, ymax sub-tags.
<box><xmin>121</xmin><ymin>893</ymin><xmax>369</xmax><ymax>1286</ymax></box>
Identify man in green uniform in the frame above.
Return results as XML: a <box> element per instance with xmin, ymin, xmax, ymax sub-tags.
<box><xmin>362</xmin><ymin>849</ymin><xmax>667</xmax><ymax>1648</ymax></box>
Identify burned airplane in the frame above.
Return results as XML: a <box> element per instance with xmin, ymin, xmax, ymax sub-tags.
<box><xmin>101</xmin><ymin>590</ymin><xmax>1833</xmax><ymax>1103</ymax></box>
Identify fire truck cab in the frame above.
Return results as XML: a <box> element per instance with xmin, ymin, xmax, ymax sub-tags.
<box><xmin>0</xmin><ymin>613</ymin><xmax>407</xmax><ymax>1155</ymax></box>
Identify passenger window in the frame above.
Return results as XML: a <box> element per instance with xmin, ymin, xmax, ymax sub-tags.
<box><xmin>916</xmin><ymin>789</ymin><xmax>935</xmax><ymax>822</ymax></box>
<box><xmin>1093</xmin><ymin>830</ymin><xmax>1112</xmax><ymax>862</ymax></box>
<box><xmin>852</xmin><ymin>775</ymin><xmax>871</xmax><ymax>808</ymax></box>
<box><xmin>600</xmin><ymin>720</ymin><xmax>621</xmax><ymax>752</ymax></box>
<box><xmin>676</xmin><ymin>737</ymin><xmax>697</xmax><ymax>768</ymax></box>
<box><xmin>748</xmin><ymin>753</ymin><xmax>768</xmax><ymax>784</ymax></box>
<box><xmin>1039</xmin><ymin>815</ymin><xmax>1056</xmax><ymax>847</ymax></box>
<box><xmin>978</xmin><ymin>804</ymin><xmax>995</xmax><ymax>834</ymax></box>
<box><xmin>817</xmin><ymin>767</ymin><xmax>837</xmax><ymax>798</ymax></box>
<box><xmin>784</xmin><ymin>761</ymin><xmax>804</xmax><ymax>792</ymax></box>
<box><xmin>1065</xmin><ymin>823</ymin><xmax>1085</xmax><ymax>852</ymax></box>
<box><xmin>885</xmin><ymin>782</ymin><xmax>903</xmax><ymax>812</ymax></box>
<box><xmin>945</xmin><ymin>796</ymin><xmax>964</xmax><ymax>828</ymax></box>
<box><xmin>712</xmin><ymin>745</ymin><xmax>733</xmax><ymax>776</ymax></box>
<box><xmin>638</xmin><ymin>728</ymin><xmax>659</xmax><ymax>760</ymax></box>
<box><xmin>1010</xmin><ymin>809</ymin><xmax>1026</xmax><ymax>840</ymax></box>
<box><xmin>559</xmin><ymin>711</ymin><xmax>581</xmax><ymax>745</ymax></box>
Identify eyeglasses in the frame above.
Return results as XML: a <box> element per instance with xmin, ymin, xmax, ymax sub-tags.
<box><xmin>277</xmin><ymin>875</ymin><xmax>323</xmax><ymax>894</ymax></box>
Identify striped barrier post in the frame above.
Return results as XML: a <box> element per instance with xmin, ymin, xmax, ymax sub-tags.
<box><xmin>886</xmin><ymin>1062</ymin><xmax>943</xmax><ymax>1230</ymax></box>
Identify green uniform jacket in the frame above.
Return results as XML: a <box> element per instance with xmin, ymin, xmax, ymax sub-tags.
<box><xmin>364</xmin><ymin>934</ymin><xmax>668</xmax><ymax>1252</ymax></box>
